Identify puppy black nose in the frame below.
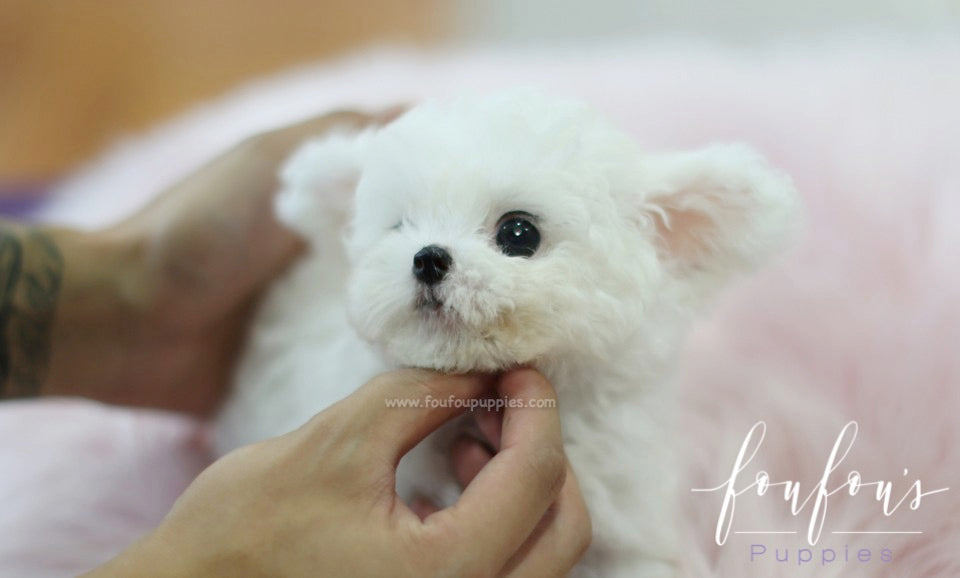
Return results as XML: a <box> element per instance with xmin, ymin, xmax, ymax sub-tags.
<box><xmin>412</xmin><ymin>245</ymin><xmax>452</xmax><ymax>286</ymax></box>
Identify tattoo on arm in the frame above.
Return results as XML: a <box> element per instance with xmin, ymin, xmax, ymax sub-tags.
<box><xmin>0</xmin><ymin>227</ymin><xmax>64</xmax><ymax>398</ymax></box>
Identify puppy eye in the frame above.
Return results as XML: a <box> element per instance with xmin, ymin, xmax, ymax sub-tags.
<box><xmin>496</xmin><ymin>212</ymin><xmax>540</xmax><ymax>258</ymax></box>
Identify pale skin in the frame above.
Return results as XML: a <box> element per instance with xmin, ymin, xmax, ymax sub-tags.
<box><xmin>0</xmin><ymin>110</ymin><xmax>592</xmax><ymax>576</ymax></box>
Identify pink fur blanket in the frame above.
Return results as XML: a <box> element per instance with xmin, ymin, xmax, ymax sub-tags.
<box><xmin>4</xmin><ymin>40</ymin><xmax>958</xmax><ymax>576</ymax></box>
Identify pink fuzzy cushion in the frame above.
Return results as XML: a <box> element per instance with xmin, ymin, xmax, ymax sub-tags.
<box><xmin>0</xmin><ymin>400</ymin><xmax>209</xmax><ymax>575</ymax></box>
<box><xmin>7</xmin><ymin>39</ymin><xmax>958</xmax><ymax>576</ymax></box>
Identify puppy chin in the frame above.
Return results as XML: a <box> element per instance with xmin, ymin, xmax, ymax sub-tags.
<box><xmin>382</xmin><ymin>327</ymin><xmax>521</xmax><ymax>373</ymax></box>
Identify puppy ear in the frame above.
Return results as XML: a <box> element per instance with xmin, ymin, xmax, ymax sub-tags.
<box><xmin>637</xmin><ymin>143</ymin><xmax>800</xmax><ymax>280</ymax></box>
<box><xmin>274</xmin><ymin>130</ymin><xmax>369</xmax><ymax>242</ymax></box>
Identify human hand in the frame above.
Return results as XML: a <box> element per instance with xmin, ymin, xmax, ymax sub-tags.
<box><xmin>37</xmin><ymin>108</ymin><xmax>399</xmax><ymax>413</ymax></box>
<box><xmin>85</xmin><ymin>369</ymin><xmax>592</xmax><ymax>577</ymax></box>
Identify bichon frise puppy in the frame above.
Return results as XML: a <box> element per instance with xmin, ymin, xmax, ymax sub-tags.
<box><xmin>216</xmin><ymin>90</ymin><xmax>798</xmax><ymax>577</ymax></box>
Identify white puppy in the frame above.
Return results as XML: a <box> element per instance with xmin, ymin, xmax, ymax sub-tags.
<box><xmin>216</xmin><ymin>91</ymin><xmax>798</xmax><ymax>577</ymax></box>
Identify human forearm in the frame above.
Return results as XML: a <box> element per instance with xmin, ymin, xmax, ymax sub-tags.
<box><xmin>0</xmin><ymin>220</ymin><xmax>144</xmax><ymax>401</ymax></box>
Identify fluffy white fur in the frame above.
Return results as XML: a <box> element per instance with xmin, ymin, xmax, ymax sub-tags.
<box><xmin>216</xmin><ymin>91</ymin><xmax>799</xmax><ymax>577</ymax></box>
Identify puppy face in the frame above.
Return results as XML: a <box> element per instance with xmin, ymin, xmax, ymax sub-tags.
<box><xmin>333</xmin><ymin>94</ymin><xmax>797</xmax><ymax>372</ymax></box>
<box><xmin>344</xmin><ymin>97</ymin><xmax>659</xmax><ymax>372</ymax></box>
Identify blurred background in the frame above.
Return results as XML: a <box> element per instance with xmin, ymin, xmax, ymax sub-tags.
<box><xmin>1</xmin><ymin>0</ymin><xmax>957</xmax><ymax>185</ymax></box>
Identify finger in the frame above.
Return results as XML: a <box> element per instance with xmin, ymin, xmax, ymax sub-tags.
<box><xmin>425</xmin><ymin>369</ymin><xmax>567</xmax><ymax>572</ymax></box>
<box><xmin>318</xmin><ymin>369</ymin><xmax>496</xmax><ymax>463</ymax></box>
<box><xmin>451</xmin><ymin>436</ymin><xmax>494</xmax><ymax>487</ymax></box>
<box><xmin>257</xmin><ymin>105</ymin><xmax>406</xmax><ymax>161</ymax></box>
<box><xmin>501</xmin><ymin>464</ymin><xmax>593</xmax><ymax>577</ymax></box>
<box><xmin>475</xmin><ymin>406</ymin><xmax>503</xmax><ymax>450</ymax></box>
<box><xmin>409</xmin><ymin>496</ymin><xmax>441</xmax><ymax>521</ymax></box>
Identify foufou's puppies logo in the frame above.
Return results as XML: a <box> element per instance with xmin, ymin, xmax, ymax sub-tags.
<box><xmin>692</xmin><ymin>421</ymin><xmax>949</xmax><ymax>562</ymax></box>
